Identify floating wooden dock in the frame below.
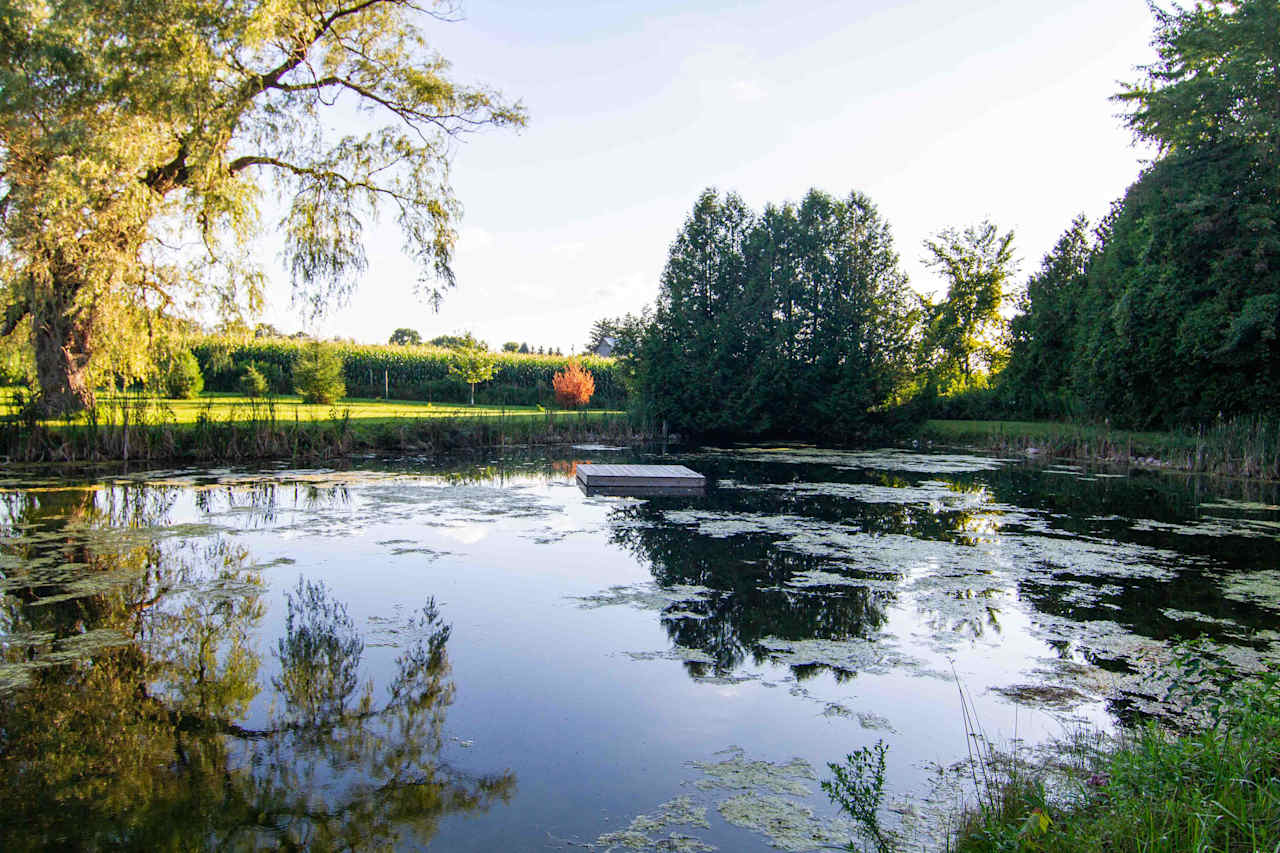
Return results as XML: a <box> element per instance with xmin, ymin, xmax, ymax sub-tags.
<box><xmin>575</xmin><ymin>463</ymin><xmax>706</xmax><ymax>496</ymax></box>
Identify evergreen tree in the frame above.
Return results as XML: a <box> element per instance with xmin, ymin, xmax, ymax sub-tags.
<box><xmin>640</xmin><ymin>188</ymin><xmax>917</xmax><ymax>439</ymax></box>
<box><xmin>1064</xmin><ymin>0</ymin><xmax>1280</xmax><ymax>426</ymax></box>
<box><xmin>1001</xmin><ymin>216</ymin><xmax>1092</xmax><ymax>417</ymax></box>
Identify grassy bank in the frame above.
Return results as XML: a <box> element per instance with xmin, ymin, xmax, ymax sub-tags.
<box><xmin>0</xmin><ymin>392</ymin><xmax>646</xmax><ymax>463</ymax></box>
<box><xmin>919</xmin><ymin>417</ymin><xmax>1280</xmax><ymax>479</ymax></box>
<box><xmin>824</xmin><ymin>653</ymin><xmax>1280</xmax><ymax>853</ymax></box>
<box><xmin>948</xmin><ymin>671</ymin><xmax>1280</xmax><ymax>852</ymax></box>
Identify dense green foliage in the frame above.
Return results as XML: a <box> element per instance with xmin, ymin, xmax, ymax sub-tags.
<box><xmin>951</xmin><ymin>663</ymin><xmax>1280</xmax><ymax>853</ymax></box>
<box><xmin>921</xmin><ymin>221</ymin><xmax>1017</xmax><ymax>389</ymax></box>
<box><xmin>1000</xmin><ymin>216</ymin><xmax>1092</xmax><ymax>419</ymax></box>
<box><xmin>388</xmin><ymin>328</ymin><xmax>422</xmax><ymax>346</ymax></box>
<box><xmin>293</xmin><ymin>344</ymin><xmax>346</xmax><ymax>405</ymax></box>
<box><xmin>238</xmin><ymin>364</ymin><xmax>269</xmax><ymax>398</ymax></box>
<box><xmin>447</xmin><ymin>345</ymin><xmax>498</xmax><ymax>406</ymax></box>
<box><xmin>586</xmin><ymin>313</ymin><xmax>648</xmax><ymax>358</ymax></box>
<box><xmin>639</xmin><ymin>188</ymin><xmax>920</xmax><ymax>440</ymax></box>
<box><xmin>991</xmin><ymin>0</ymin><xmax>1280</xmax><ymax>429</ymax></box>
<box><xmin>190</xmin><ymin>337</ymin><xmax>626</xmax><ymax>408</ymax></box>
<box><xmin>1071</xmin><ymin>149</ymin><xmax>1280</xmax><ymax>426</ymax></box>
<box><xmin>428</xmin><ymin>333</ymin><xmax>483</xmax><ymax>351</ymax></box>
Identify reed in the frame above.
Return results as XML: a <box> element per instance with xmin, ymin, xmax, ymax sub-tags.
<box><xmin>0</xmin><ymin>393</ymin><xmax>650</xmax><ymax>463</ymax></box>
<box><xmin>824</xmin><ymin>650</ymin><xmax>1280</xmax><ymax>853</ymax></box>
<box><xmin>947</xmin><ymin>656</ymin><xmax>1280</xmax><ymax>853</ymax></box>
<box><xmin>919</xmin><ymin>416</ymin><xmax>1280</xmax><ymax>480</ymax></box>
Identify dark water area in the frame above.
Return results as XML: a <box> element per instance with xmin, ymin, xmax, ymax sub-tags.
<box><xmin>2</xmin><ymin>446</ymin><xmax>1279</xmax><ymax>851</ymax></box>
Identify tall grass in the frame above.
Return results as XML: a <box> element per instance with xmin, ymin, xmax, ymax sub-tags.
<box><xmin>824</xmin><ymin>648</ymin><xmax>1280</xmax><ymax>853</ymax></box>
<box><xmin>0</xmin><ymin>392</ymin><xmax>649</xmax><ymax>463</ymax></box>
<box><xmin>920</xmin><ymin>416</ymin><xmax>1280</xmax><ymax>479</ymax></box>
<box><xmin>948</xmin><ymin>666</ymin><xmax>1280</xmax><ymax>852</ymax></box>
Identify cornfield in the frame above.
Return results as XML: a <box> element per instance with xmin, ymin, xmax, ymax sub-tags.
<box><xmin>192</xmin><ymin>337</ymin><xmax>626</xmax><ymax>406</ymax></box>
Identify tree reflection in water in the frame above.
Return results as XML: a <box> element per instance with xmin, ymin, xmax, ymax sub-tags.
<box><xmin>609</xmin><ymin>500</ymin><xmax>896</xmax><ymax>681</ymax></box>
<box><xmin>0</xmin><ymin>485</ymin><xmax>513</xmax><ymax>851</ymax></box>
<box><xmin>604</xmin><ymin>473</ymin><xmax>1029</xmax><ymax>682</ymax></box>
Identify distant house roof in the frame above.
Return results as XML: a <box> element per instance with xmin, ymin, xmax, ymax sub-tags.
<box><xmin>593</xmin><ymin>335</ymin><xmax>617</xmax><ymax>357</ymax></box>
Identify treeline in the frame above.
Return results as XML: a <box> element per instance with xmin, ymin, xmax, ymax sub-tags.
<box><xmin>996</xmin><ymin>0</ymin><xmax>1280</xmax><ymax>429</ymax></box>
<box><xmin>999</xmin><ymin>154</ymin><xmax>1280</xmax><ymax>428</ymax></box>
<box><xmin>191</xmin><ymin>338</ymin><xmax>626</xmax><ymax>408</ymax></box>
<box><xmin>631</xmin><ymin>0</ymin><xmax>1280</xmax><ymax>437</ymax></box>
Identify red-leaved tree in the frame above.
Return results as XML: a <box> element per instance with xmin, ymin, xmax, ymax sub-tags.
<box><xmin>552</xmin><ymin>360</ymin><xmax>595</xmax><ymax>408</ymax></box>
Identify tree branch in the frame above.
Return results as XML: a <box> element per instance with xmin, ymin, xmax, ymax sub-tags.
<box><xmin>226</xmin><ymin>155</ymin><xmax>418</xmax><ymax>205</ymax></box>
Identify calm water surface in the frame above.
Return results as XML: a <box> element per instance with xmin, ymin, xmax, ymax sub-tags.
<box><xmin>2</xmin><ymin>446</ymin><xmax>1279</xmax><ymax>851</ymax></box>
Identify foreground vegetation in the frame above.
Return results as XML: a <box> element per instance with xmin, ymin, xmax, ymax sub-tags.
<box><xmin>825</xmin><ymin>651</ymin><xmax>1280</xmax><ymax>853</ymax></box>
<box><xmin>921</xmin><ymin>416</ymin><xmax>1280</xmax><ymax>480</ymax></box>
<box><xmin>951</xmin><ymin>665</ymin><xmax>1280</xmax><ymax>852</ymax></box>
<box><xmin>0</xmin><ymin>392</ymin><xmax>639</xmax><ymax>463</ymax></box>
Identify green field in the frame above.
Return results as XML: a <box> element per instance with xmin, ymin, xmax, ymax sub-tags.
<box><xmin>1</xmin><ymin>391</ymin><xmax>623</xmax><ymax>426</ymax></box>
<box><xmin>0</xmin><ymin>390</ymin><xmax>637</xmax><ymax>462</ymax></box>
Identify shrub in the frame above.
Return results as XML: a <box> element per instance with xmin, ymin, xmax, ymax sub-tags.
<box><xmin>254</xmin><ymin>360</ymin><xmax>288</xmax><ymax>395</ymax></box>
<box><xmin>162</xmin><ymin>350</ymin><xmax>204</xmax><ymax>399</ymax></box>
<box><xmin>553</xmin><ymin>359</ymin><xmax>595</xmax><ymax>408</ymax></box>
<box><xmin>238</xmin><ymin>363</ymin><xmax>269</xmax><ymax>398</ymax></box>
<box><xmin>294</xmin><ymin>343</ymin><xmax>345</xmax><ymax>404</ymax></box>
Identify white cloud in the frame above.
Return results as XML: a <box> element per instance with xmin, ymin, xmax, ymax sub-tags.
<box><xmin>457</xmin><ymin>227</ymin><xmax>495</xmax><ymax>253</ymax></box>
<box><xmin>728</xmin><ymin>78</ymin><xmax>767</xmax><ymax>103</ymax></box>
<box><xmin>550</xmin><ymin>240</ymin><xmax>587</xmax><ymax>258</ymax></box>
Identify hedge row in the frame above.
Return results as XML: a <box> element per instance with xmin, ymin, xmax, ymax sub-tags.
<box><xmin>190</xmin><ymin>337</ymin><xmax>627</xmax><ymax>407</ymax></box>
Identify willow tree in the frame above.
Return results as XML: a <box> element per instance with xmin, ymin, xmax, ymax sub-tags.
<box><xmin>0</xmin><ymin>0</ymin><xmax>524</xmax><ymax>414</ymax></box>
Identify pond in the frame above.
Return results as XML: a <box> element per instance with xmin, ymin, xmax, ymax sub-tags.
<box><xmin>2</xmin><ymin>446</ymin><xmax>1279</xmax><ymax>850</ymax></box>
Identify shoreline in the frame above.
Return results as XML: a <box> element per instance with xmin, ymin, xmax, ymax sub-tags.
<box><xmin>918</xmin><ymin>418</ymin><xmax>1280</xmax><ymax>482</ymax></box>
<box><xmin>0</xmin><ymin>408</ymin><xmax>651</xmax><ymax>464</ymax></box>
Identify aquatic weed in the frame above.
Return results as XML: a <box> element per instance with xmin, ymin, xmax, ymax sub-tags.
<box><xmin>822</xmin><ymin>740</ymin><xmax>894</xmax><ymax>853</ymax></box>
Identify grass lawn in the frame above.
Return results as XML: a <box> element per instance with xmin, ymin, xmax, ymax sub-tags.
<box><xmin>1</xmin><ymin>390</ymin><xmax>623</xmax><ymax>426</ymax></box>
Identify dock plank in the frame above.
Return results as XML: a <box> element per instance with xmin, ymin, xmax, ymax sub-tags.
<box><xmin>576</xmin><ymin>463</ymin><xmax>705</xmax><ymax>489</ymax></box>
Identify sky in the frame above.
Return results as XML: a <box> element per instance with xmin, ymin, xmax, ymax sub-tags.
<box><xmin>257</xmin><ymin>0</ymin><xmax>1159</xmax><ymax>351</ymax></box>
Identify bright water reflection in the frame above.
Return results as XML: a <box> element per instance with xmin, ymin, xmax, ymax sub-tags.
<box><xmin>1</xmin><ymin>448</ymin><xmax>1278</xmax><ymax>850</ymax></box>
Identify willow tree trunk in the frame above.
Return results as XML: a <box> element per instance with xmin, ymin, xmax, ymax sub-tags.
<box><xmin>32</xmin><ymin>289</ymin><xmax>96</xmax><ymax>416</ymax></box>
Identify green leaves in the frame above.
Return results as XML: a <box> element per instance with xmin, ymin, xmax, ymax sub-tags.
<box><xmin>293</xmin><ymin>341</ymin><xmax>346</xmax><ymax>404</ymax></box>
<box><xmin>447</xmin><ymin>344</ymin><xmax>498</xmax><ymax>404</ymax></box>
<box><xmin>1116</xmin><ymin>0</ymin><xmax>1280</xmax><ymax>156</ymax></box>
<box><xmin>822</xmin><ymin>740</ymin><xmax>893</xmax><ymax>853</ymax></box>
<box><xmin>1</xmin><ymin>0</ymin><xmax>524</xmax><ymax>412</ymax></box>
<box><xmin>921</xmin><ymin>220</ymin><xmax>1017</xmax><ymax>390</ymax></box>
